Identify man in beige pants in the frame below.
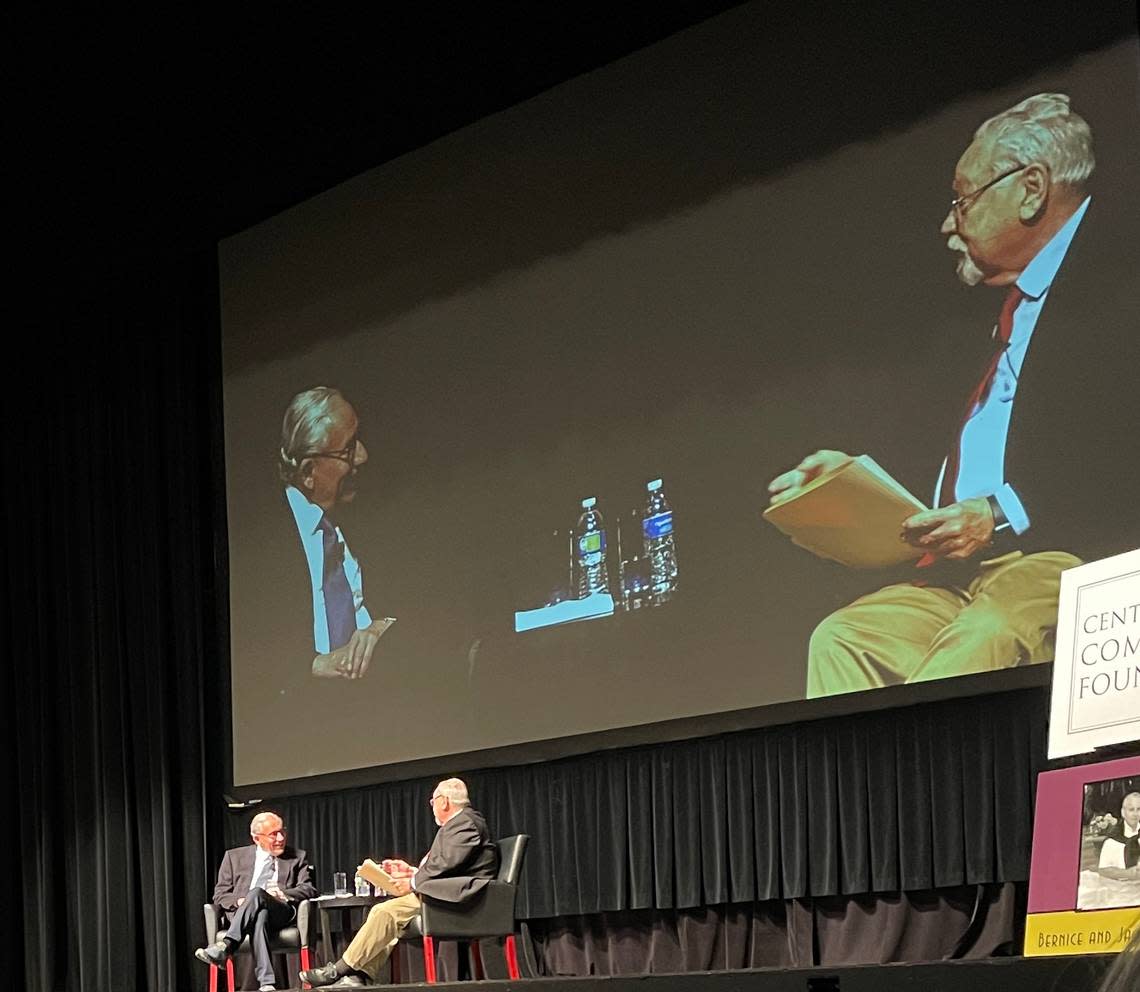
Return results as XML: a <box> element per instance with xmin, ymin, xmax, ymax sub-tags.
<box><xmin>768</xmin><ymin>93</ymin><xmax>1138</xmax><ymax>697</ymax></box>
<box><xmin>301</xmin><ymin>779</ymin><xmax>499</xmax><ymax>988</ymax></box>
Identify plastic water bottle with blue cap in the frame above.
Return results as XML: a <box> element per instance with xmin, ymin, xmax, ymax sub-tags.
<box><xmin>643</xmin><ymin>479</ymin><xmax>678</xmax><ymax>603</ymax></box>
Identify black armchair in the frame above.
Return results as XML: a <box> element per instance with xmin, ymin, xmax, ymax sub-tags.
<box><xmin>400</xmin><ymin>834</ymin><xmax>529</xmax><ymax>983</ymax></box>
<box><xmin>202</xmin><ymin>899</ymin><xmax>315</xmax><ymax>991</ymax></box>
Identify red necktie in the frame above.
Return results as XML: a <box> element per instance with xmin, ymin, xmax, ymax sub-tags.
<box><xmin>937</xmin><ymin>284</ymin><xmax>1024</xmax><ymax>508</ymax></box>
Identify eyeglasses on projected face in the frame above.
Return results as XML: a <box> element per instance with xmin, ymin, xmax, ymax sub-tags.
<box><xmin>950</xmin><ymin>163</ymin><xmax>1030</xmax><ymax>220</ymax></box>
<box><xmin>300</xmin><ymin>433</ymin><xmax>361</xmax><ymax>467</ymax></box>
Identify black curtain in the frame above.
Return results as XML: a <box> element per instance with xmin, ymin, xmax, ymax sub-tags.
<box><xmin>226</xmin><ymin>687</ymin><xmax>1048</xmax><ymax>919</ymax></box>
<box><xmin>526</xmin><ymin>883</ymin><xmax>1020</xmax><ymax>974</ymax></box>
<box><xmin>8</xmin><ymin>253</ymin><xmax>226</xmax><ymax>992</ymax></box>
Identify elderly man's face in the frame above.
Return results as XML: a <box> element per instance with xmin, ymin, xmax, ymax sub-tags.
<box><xmin>302</xmin><ymin>395</ymin><xmax>369</xmax><ymax>512</ymax></box>
<box><xmin>1122</xmin><ymin>794</ymin><xmax>1140</xmax><ymax>830</ymax></box>
<box><xmin>941</xmin><ymin>136</ymin><xmax>1035</xmax><ymax>287</ymax></box>
<box><xmin>253</xmin><ymin>814</ymin><xmax>288</xmax><ymax>856</ymax></box>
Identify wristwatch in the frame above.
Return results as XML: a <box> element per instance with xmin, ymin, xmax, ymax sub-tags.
<box><xmin>986</xmin><ymin>493</ymin><xmax>1010</xmax><ymax>532</ymax></box>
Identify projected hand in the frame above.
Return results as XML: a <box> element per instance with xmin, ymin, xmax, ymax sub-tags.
<box><xmin>335</xmin><ymin>623</ymin><xmax>384</xmax><ymax>679</ymax></box>
<box><xmin>266</xmin><ymin>883</ymin><xmax>287</xmax><ymax>901</ymax></box>
<box><xmin>901</xmin><ymin>497</ymin><xmax>995</xmax><ymax>561</ymax></box>
<box><xmin>767</xmin><ymin>449</ymin><xmax>851</xmax><ymax>504</ymax></box>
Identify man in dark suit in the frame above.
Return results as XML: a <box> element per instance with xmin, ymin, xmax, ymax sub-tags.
<box><xmin>195</xmin><ymin>811</ymin><xmax>318</xmax><ymax>992</ymax></box>
<box><xmin>300</xmin><ymin>778</ymin><xmax>499</xmax><ymax>989</ymax></box>
<box><xmin>767</xmin><ymin>93</ymin><xmax>1140</xmax><ymax>696</ymax></box>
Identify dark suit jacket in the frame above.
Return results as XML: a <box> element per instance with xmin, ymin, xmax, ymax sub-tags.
<box><xmin>413</xmin><ymin>807</ymin><xmax>499</xmax><ymax>903</ymax></box>
<box><xmin>912</xmin><ymin>196</ymin><xmax>1140</xmax><ymax>583</ymax></box>
<box><xmin>211</xmin><ymin>844</ymin><xmax>318</xmax><ymax>914</ymax></box>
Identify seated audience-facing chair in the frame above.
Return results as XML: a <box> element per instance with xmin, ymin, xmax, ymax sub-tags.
<box><xmin>397</xmin><ymin>834</ymin><xmax>529</xmax><ymax>983</ymax></box>
<box><xmin>202</xmin><ymin>900</ymin><xmax>315</xmax><ymax>992</ymax></box>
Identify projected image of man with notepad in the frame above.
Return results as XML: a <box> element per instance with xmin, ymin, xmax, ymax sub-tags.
<box><xmin>764</xmin><ymin>94</ymin><xmax>1139</xmax><ymax>698</ymax></box>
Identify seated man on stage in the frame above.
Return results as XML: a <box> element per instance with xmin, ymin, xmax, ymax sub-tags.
<box><xmin>300</xmin><ymin>777</ymin><xmax>499</xmax><ymax>989</ymax></box>
<box><xmin>195</xmin><ymin>810</ymin><xmax>318</xmax><ymax>992</ymax></box>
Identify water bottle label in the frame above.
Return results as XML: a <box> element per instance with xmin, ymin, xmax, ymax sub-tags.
<box><xmin>643</xmin><ymin>512</ymin><xmax>673</xmax><ymax>539</ymax></box>
<box><xmin>578</xmin><ymin>531</ymin><xmax>606</xmax><ymax>554</ymax></box>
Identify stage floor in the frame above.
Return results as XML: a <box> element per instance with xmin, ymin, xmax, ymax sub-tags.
<box><xmin>286</xmin><ymin>955</ymin><xmax>1111</xmax><ymax>992</ymax></box>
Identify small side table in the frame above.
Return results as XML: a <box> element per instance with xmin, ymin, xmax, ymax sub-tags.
<box><xmin>313</xmin><ymin>894</ymin><xmax>388</xmax><ymax>968</ymax></box>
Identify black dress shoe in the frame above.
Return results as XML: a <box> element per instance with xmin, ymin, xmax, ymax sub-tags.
<box><xmin>194</xmin><ymin>941</ymin><xmax>231</xmax><ymax>967</ymax></box>
<box><xmin>298</xmin><ymin>962</ymin><xmax>341</xmax><ymax>987</ymax></box>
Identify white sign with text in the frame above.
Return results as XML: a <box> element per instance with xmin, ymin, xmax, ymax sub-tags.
<box><xmin>1049</xmin><ymin>547</ymin><xmax>1140</xmax><ymax>758</ymax></box>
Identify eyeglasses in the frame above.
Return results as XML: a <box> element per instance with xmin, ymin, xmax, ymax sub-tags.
<box><xmin>950</xmin><ymin>164</ymin><xmax>1029</xmax><ymax>220</ymax></box>
<box><xmin>256</xmin><ymin>829</ymin><xmax>287</xmax><ymax>839</ymax></box>
<box><xmin>299</xmin><ymin>433</ymin><xmax>361</xmax><ymax>467</ymax></box>
<box><xmin>428</xmin><ymin>794</ymin><xmax>443</xmax><ymax>807</ymax></box>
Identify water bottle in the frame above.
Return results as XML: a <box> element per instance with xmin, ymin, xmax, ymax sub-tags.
<box><xmin>574</xmin><ymin>497</ymin><xmax>610</xmax><ymax>598</ymax></box>
<box><xmin>642</xmin><ymin>479</ymin><xmax>678</xmax><ymax>603</ymax></box>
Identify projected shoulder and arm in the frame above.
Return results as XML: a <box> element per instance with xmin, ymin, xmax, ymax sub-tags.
<box><xmin>277</xmin><ymin>386</ymin><xmax>392</xmax><ymax>680</ymax></box>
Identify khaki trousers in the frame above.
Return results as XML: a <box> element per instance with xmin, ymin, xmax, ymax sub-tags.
<box><xmin>342</xmin><ymin>893</ymin><xmax>422</xmax><ymax>978</ymax></box>
<box><xmin>806</xmin><ymin>550</ymin><xmax>1080</xmax><ymax>698</ymax></box>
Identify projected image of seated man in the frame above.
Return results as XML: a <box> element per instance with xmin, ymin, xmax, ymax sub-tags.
<box><xmin>278</xmin><ymin>386</ymin><xmax>392</xmax><ymax>680</ymax></box>
<box><xmin>766</xmin><ymin>93</ymin><xmax>1139</xmax><ymax>697</ymax></box>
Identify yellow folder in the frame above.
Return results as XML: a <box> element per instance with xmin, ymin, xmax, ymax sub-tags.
<box><xmin>763</xmin><ymin>455</ymin><xmax>927</xmax><ymax>568</ymax></box>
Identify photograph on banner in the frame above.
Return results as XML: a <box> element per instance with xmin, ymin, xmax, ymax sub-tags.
<box><xmin>1026</xmin><ymin>756</ymin><xmax>1140</xmax><ymax>957</ymax></box>
<box><xmin>1077</xmin><ymin>775</ymin><xmax>1140</xmax><ymax>911</ymax></box>
<box><xmin>219</xmin><ymin>2</ymin><xmax>1140</xmax><ymax>786</ymax></box>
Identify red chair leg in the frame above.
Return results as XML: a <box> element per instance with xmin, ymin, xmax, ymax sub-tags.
<box><xmin>504</xmin><ymin>934</ymin><xmax>520</xmax><ymax>980</ymax></box>
<box><xmin>423</xmin><ymin>935</ymin><xmax>437</xmax><ymax>983</ymax></box>
<box><xmin>300</xmin><ymin>946</ymin><xmax>312</xmax><ymax>989</ymax></box>
<box><xmin>225</xmin><ymin>956</ymin><xmax>236</xmax><ymax>992</ymax></box>
<box><xmin>209</xmin><ymin>963</ymin><xmax>218</xmax><ymax>992</ymax></box>
<box><xmin>470</xmin><ymin>939</ymin><xmax>484</xmax><ymax>980</ymax></box>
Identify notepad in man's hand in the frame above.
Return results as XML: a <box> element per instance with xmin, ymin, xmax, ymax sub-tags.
<box><xmin>763</xmin><ymin>455</ymin><xmax>927</xmax><ymax>568</ymax></box>
<box><xmin>357</xmin><ymin>859</ymin><xmax>403</xmax><ymax>896</ymax></box>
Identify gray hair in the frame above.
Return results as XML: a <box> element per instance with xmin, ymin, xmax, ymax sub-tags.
<box><xmin>278</xmin><ymin>386</ymin><xmax>344</xmax><ymax>483</ymax></box>
<box><xmin>435</xmin><ymin>778</ymin><xmax>470</xmax><ymax>807</ymax></box>
<box><xmin>1123</xmin><ymin>792</ymin><xmax>1140</xmax><ymax>805</ymax></box>
<box><xmin>973</xmin><ymin>93</ymin><xmax>1094</xmax><ymax>188</ymax></box>
<box><xmin>250</xmin><ymin>810</ymin><xmax>282</xmax><ymax>836</ymax></box>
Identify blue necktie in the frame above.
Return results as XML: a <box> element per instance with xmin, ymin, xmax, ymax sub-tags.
<box><xmin>318</xmin><ymin>516</ymin><xmax>357</xmax><ymax>650</ymax></box>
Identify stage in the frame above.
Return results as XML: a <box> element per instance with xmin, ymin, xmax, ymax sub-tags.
<box><xmin>272</xmin><ymin>956</ymin><xmax>1110</xmax><ymax>992</ymax></box>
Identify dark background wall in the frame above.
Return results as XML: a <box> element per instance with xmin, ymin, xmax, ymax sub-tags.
<box><xmin>7</xmin><ymin>3</ymin><xmax>1138</xmax><ymax>990</ymax></box>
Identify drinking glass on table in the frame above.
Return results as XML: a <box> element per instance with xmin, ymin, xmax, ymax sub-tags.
<box><xmin>333</xmin><ymin>871</ymin><xmax>349</xmax><ymax>897</ymax></box>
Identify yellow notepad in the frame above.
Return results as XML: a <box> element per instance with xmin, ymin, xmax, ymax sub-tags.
<box><xmin>763</xmin><ymin>455</ymin><xmax>927</xmax><ymax>568</ymax></box>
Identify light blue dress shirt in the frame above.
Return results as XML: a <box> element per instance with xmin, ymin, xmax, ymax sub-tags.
<box><xmin>285</xmin><ymin>485</ymin><xmax>373</xmax><ymax>653</ymax></box>
<box><xmin>935</xmin><ymin>196</ymin><xmax>1091</xmax><ymax>533</ymax></box>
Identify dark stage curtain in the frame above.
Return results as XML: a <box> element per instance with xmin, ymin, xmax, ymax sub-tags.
<box><xmin>8</xmin><ymin>254</ymin><xmax>226</xmax><ymax>992</ymax></box>
<box><xmin>229</xmin><ymin>687</ymin><xmax>1048</xmax><ymax>920</ymax></box>
<box><xmin>526</xmin><ymin>883</ymin><xmax>1019</xmax><ymax>974</ymax></box>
